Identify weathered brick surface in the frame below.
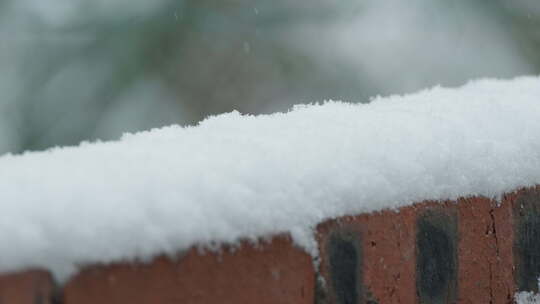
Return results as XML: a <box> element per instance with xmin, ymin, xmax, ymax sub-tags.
<box><xmin>62</xmin><ymin>235</ymin><xmax>314</xmax><ymax>304</ymax></box>
<box><xmin>509</xmin><ymin>186</ymin><xmax>540</xmax><ymax>293</ymax></box>
<box><xmin>415</xmin><ymin>202</ymin><xmax>458</xmax><ymax>304</ymax></box>
<box><xmin>0</xmin><ymin>269</ymin><xmax>55</xmax><ymax>304</ymax></box>
<box><xmin>316</xmin><ymin>207</ymin><xmax>417</xmax><ymax>304</ymax></box>
<box><xmin>362</xmin><ymin>208</ymin><xmax>417</xmax><ymax>304</ymax></box>
<box><xmin>317</xmin><ymin>216</ymin><xmax>364</xmax><ymax>303</ymax></box>
<box><xmin>457</xmin><ymin>196</ymin><xmax>514</xmax><ymax>304</ymax></box>
<box><xmin>316</xmin><ymin>198</ymin><xmax>518</xmax><ymax>304</ymax></box>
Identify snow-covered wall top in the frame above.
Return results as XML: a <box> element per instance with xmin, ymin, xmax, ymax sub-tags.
<box><xmin>1</xmin><ymin>76</ymin><xmax>539</xmax><ymax>281</ymax></box>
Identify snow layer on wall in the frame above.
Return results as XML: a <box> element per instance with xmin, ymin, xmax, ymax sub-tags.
<box><xmin>0</xmin><ymin>76</ymin><xmax>539</xmax><ymax>281</ymax></box>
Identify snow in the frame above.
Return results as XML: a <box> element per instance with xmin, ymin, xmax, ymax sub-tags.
<box><xmin>516</xmin><ymin>291</ymin><xmax>540</xmax><ymax>304</ymax></box>
<box><xmin>0</xmin><ymin>76</ymin><xmax>539</xmax><ymax>282</ymax></box>
<box><xmin>515</xmin><ymin>279</ymin><xmax>540</xmax><ymax>303</ymax></box>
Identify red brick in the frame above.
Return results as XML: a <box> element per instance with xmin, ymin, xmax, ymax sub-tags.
<box><xmin>415</xmin><ymin>201</ymin><xmax>458</xmax><ymax>303</ymax></box>
<box><xmin>63</xmin><ymin>235</ymin><xmax>314</xmax><ymax>304</ymax></box>
<box><xmin>0</xmin><ymin>269</ymin><xmax>55</xmax><ymax>304</ymax></box>
<box><xmin>316</xmin><ymin>207</ymin><xmax>417</xmax><ymax>303</ymax></box>
<box><xmin>456</xmin><ymin>196</ymin><xmax>514</xmax><ymax>303</ymax></box>
<box><xmin>363</xmin><ymin>208</ymin><xmax>417</xmax><ymax>303</ymax></box>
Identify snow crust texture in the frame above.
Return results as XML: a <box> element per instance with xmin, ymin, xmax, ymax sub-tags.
<box><xmin>0</xmin><ymin>76</ymin><xmax>539</xmax><ymax>281</ymax></box>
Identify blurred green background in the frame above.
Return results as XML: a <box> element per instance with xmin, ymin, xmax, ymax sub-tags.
<box><xmin>0</xmin><ymin>0</ymin><xmax>539</xmax><ymax>154</ymax></box>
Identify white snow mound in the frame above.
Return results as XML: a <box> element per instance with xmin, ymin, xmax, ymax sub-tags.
<box><xmin>1</xmin><ymin>76</ymin><xmax>540</xmax><ymax>281</ymax></box>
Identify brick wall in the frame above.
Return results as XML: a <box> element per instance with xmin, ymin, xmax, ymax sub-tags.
<box><xmin>1</xmin><ymin>186</ymin><xmax>539</xmax><ymax>303</ymax></box>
